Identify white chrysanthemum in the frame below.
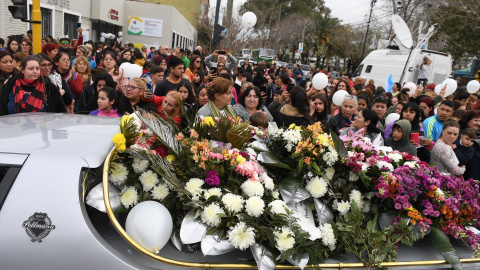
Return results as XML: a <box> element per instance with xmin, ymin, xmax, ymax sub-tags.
<box><xmin>273</xmin><ymin>227</ymin><xmax>295</xmax><ymax>252</ymax></box>
<box><xmin>109</xmin><ymin>163</ymin><xmax>128</xmax><ymax>186</ymax></box>
<box><xmin>245</xmin><ymin>148</ymin><xmax>257</xmax><ymax>159</ymax></box>
<box><xmin>201</xmin><ymin>203</ymin><xmax>225</xmax><ymax>227</ymax></box>
<box><xmin>323</xmin><ymin>150</ymin><xmax>338</xmax><ymax>166</ymax></box>
<box><xmin>139</xmin><ymin>170</ymin><xmax>159</xmax><ymax>191</ymax></box>
<box><xmin>245</xmin><ymin>196</ymin><xmax>265</xmax><ymax>217</ymax></box>
<box><xmin>186</xmin><ymin>178</ymin><xmax>204</xmax><ymax>196</ymax></box>
<box><xmin>324</xmin><ymin>167</ymin><xmax>335</xmax><ymax>180</ymax></box>
<box><xmin>221</xmin><ymin>193</ymin><xmax>244</xmax><ymax>213</ymax></box>
<box><xmin>132</xmin><ymin>158</ymin><xmax>149</xmax><ymax>173</ymax></box>
<box><xmin>377</xmin><ymin>161</ymin><xmax>394</xmax><ymax>171</ymax></box>
<box><xmin>282</xmin><ymin>129</ymin><xmax>302</xmax><ymax>152</ymax></box>
<box><xmin>347</xmin><ymin>151</ymin><xmax>355</xmax><ymax>157</ymax></box>
<box><xmin>319</xmin><ymin>223</ymin><xmax>336</xmax><ymax>251</ymax></box>
<box><xmin>204</xmin><ymin>188</ymin><xmax>222</xmax><ymax>200</ymax></box>
<box><xmin>436</xmin><ymin>188</ymin><xmax>444</xmax><ymax>196</ymax></box>
<box><xmin>276</xmin><ymin>128</ymin><xmax>284</xmax><ymax>135</ymax></box>
<box><xmin>285</xmin><ymin>143</ymin><xmax>294</xmax><ymax>152</ymax></box>
<box><xmin>151</xmin><ymin>184</ymin><xmax>169</xmax><ymax>200</ymax></box>
<box><xmin>305</xmin><ymin>176</ymin><xmax>328</xmax><ymax>198</ymax></box>
<box><xmin>337</xmin><ymin>200</ymin><xmax>351</xmax><ymax>215</ymax></box>
<box><xmin>272</xmin><ymin>189</ymin><xmax>280</xmax><ymax>199</ymax></box>
<box><xmin>269</xmin><ymin>200</ymin><xmax>288</xmax><ymax>215</ymax></box>
<box><xmin>359</xmin><ymin>162</ymin><xmax>369</xmax><ymax>171</ymax></box>
<box><xmin>349</xmin><ymin>189</ymin><xmax>364</xmax><ymax>209</ymax></box>
<box><xmin>241</xmin><ymin>180</ymin><xmax>264</xmax><ymax>197</ymax></box>
<box><xmin>120</xmin><ymin>186</ymin><xmax>138</xmax><ymax>208</ymax></box>
<box><xmin>259</xmin><ymin>173</ymin><xmax>274</xmax><ymax>190</ymax></box>
<box><xmin>227</xmin><ymin>222</ymin><xmax>255</xmax><ymax>250</ymax></box>
<box><xmin>388</xmin><ymin>153</ymin><xmax>402</xmax><ymax>163</ymax></box>
<box><xmin>349</xmin><ymin>171</ymin><xmax>359</xmax><ymax>181</ymax></box>
<box><xmin>404</xmin><ymin>161</ymin><xmax>417</xmax><ymax>168</ymax></box>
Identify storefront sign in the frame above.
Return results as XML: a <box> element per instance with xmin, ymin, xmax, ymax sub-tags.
<box><xmin>47</xmin><ymin>0</ymin><xmax>70</xmax><ymax>9</ymax></box>
<box><xmin>127</xmin><ymin>16</ymin><xmax>163</xmax><ymax>38</ymax></box>
<box><xmin>108</xmin><ymin>9</ymin><xmax>119</xmax><ymax>21</ymax></box>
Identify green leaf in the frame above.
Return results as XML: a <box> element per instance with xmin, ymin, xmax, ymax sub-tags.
<box><xmin>257</xmin><ymin>152</ymin><xmax>291</xmax><ymax>169</ymax></box>
<box><xmin>359</xmin><ymin>171</ymin><xmax>373</xmax><ymax>189</ymax></box>
<box><xmin>311</xmin><ymin>162</ymin><xmax>322</xmax><ymax>175</ymax></box>
<box><xmin>427</xmin><ymin>227</ymin><xmax>463</xmax><ymax>270</ymax></box>
<box><xmin>363</xmin><ymin>191</ymin><xmax>377</xmax><ymax>200</ymax></box>
<box><xmin>206</xmin><ymin>227</ymin><xmax>217</xmax><ymax>235</ymax></box>
<box><xmin>329</xmin><ymin>128</ymin><xmax>347</xmax><ymax>157</ymax></box>
<box><xmin>369</xmin><ymin>211</ymin><xmax>379</xmax><ymax>231</ymax></box>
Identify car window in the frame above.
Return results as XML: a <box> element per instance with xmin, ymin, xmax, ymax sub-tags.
<box><xmin>365</xmin><ymin>65</ymin><xmax>372</xmax><ymax>73</ymax></box>
<box><xmin>352</xmin><ymin>64</ymin><xmax>364</xmax><ymax>77</ymax></box>
<box><xmin>0</xmin><ymin>165</ymin><xmax>22</xmax><ymax>210</ymax></box>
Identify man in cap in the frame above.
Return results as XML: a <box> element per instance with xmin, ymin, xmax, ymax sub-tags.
<box><xmin>59</xmin><ymin>27</ymin><xmax>83</xmax><ymax>60</ymax></box>
<box><xmin>293</xmin><ymin>69</ymin><xmax>305</xmax><ymax>86</ymax></box>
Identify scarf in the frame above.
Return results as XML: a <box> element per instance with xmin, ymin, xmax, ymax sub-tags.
<box><xmin>13</xmin><ymin>74</ymin><xmax>45</xmax><ymax>113</ymax></box>
<box><xmin>208</xmin><ymin>100</ymin><xmax>236</xmax><ymax>118</ymax></box>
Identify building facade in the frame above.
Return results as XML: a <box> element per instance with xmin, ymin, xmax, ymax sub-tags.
<box><xmin>1</xmin><ymin>0</ymin><xmax>200</xmax><ymax>50</ymax></box>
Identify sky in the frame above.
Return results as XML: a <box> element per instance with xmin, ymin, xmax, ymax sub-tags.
<box><xmin>209</xmin><ymin>0</ymin><xmax>373</xmax><ymax>26</ymax></box>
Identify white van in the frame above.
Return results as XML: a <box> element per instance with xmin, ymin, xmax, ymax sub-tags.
<box><xmin>352</xmin><ymin>48</ymin><xmax>452</xmax><ymax>87</ymax></box>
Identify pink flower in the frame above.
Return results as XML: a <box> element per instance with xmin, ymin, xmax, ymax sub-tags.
<box><xmin>205</xmin><ymin>170</ymin><xmax>220</xmax><ymax>186</ymax></box>
<box><xmin>175</xmin><ymin>132</ymin><xmax>185</xmax><ymax>141</ymax></box>
<box><xmin>236</xmin><ymin>160</ymin><xmax>260</xmax><ymax>181</ymax></box>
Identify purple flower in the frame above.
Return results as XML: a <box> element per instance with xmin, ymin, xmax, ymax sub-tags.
<box><xmin>395</xmin><ymin>203</ymin><xmax>402</xmax><ymax>210</ymax></box>
<box><xmin>205</xmin><ymin>170</ymin><xmax>220</xmax><ymax>186</ymax></box>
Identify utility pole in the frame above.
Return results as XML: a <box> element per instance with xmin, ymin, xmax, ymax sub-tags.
<box><xmin>226</xmin><ymin>0</ymin><xmax>233</xmax><ymax>29</ymax></box>
<box><xmin>211</xmin><ymin>0</ymin><xmax>221</xmax><ymax>53</ymax></box>
<box><xmin>361</xmin><ymin>0</ymin><xmax>377</xmax><ymax>60</ymax></box>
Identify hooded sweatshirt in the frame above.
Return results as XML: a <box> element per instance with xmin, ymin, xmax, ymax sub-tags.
<box><xmin>384</xmin><ymin>119</ymin><xmax>417</xmax><ymax>156</ymax></box>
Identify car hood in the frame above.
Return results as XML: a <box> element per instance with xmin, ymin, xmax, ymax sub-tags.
<box><xmin>0</xmin><ymin>113</ymin><xmax>120</xmax><ymax>167</ymax></box>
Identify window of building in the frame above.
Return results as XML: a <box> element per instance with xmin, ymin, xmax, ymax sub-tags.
<box><xmin>64</xmin><ymin>13</ymin><xmax>79</xmax><ymax>39</ymax></box>
<box><xmin>29</xmin><ymin>6</ymin><xmax>53</xmax><ymax>38</ymax></box>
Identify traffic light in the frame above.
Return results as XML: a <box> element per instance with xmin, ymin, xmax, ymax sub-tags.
<box><xmin>8</xmin><ymin>0</ymin><xmax>28</xmax><ymax>20</ymax></box>
<box><xmin>213</xmin><ymin>24</ymin><xmax>226</xmax><ymax>45</ymax></box>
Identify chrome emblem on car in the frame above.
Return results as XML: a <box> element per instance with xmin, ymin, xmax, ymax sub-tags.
<box><xmin>22</xmin><ymin>213</ymin><xmax>56</xmax><ymax>243</ymax></box>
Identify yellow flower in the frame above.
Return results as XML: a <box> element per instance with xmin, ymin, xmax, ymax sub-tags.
<box><xmin>288</xmin><ymin>123</ymin><xmax>296</xmax><ymax>129</ymax></box>
<box><xmin>316</xmin><ymin>134</ymin><xmax>329</xmax><ymax>146</ymax></box>
<box><xmin>112</xmin><ymin>133</ymin><xmax>126</xmax><ymax>153</ymax></box>
<box><xmin>236</xmin><ymin>155</ymin><xmax>246</xmax><ymax>164</ymax></box>
<box><xmin>203</xmin><ymin>117</ymin><xmax>215</xmax><ymax>126</ymax></box>
<box><xmin>165</xmin><ymin>155</ymin><xmax>175</xmax><ymax>162</ymax></box>
<box><xmin>294</xmin><ymin>126</ymin><xmax>301</xmax><ymax>130</ymax></box>
<box><xmin>121</xmin><ymin>115</ymin><xmax>131</xmax><ymax>127</ymax></box>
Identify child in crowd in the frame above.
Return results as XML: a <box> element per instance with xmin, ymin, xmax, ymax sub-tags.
<box><xmin>273</xmin><ymin>90</ymin><xmax>283</xmax><ymax>102</ymax></box>
<box><xmin>146</xmin><ymin>65</ymin><xmax>164</xmax><ymax>94</ymax></box>
<box><xmin>451</xmin><ymin>109</ymin><xmax>466</xmax><ymax>122</ymax></box>
<box><xmin>249</xmin><ymin>112</ymin><xmax>269</xmax><ymax>140</ymax></box>
<box><xmin>89</xmin><ymin>87</ymin><xmax>122</xmax><ymax>117</ymax></box>
<box><xmin>452</xmin><ymin>128</ymin><xmax>478</xmax><ymax>166</ymax></box>
<box><xmin>384</xmin><ymin>119</ymin><xmax>417</xmax><ymax>156</ymax></box>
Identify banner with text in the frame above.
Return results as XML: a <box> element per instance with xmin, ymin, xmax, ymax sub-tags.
<box><xmin>127</xmin><ymin>16</ymin><xmax>163</xmax><ymax>38</ymax></box>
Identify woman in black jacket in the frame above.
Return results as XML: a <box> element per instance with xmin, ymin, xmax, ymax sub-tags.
<box><xmin>0</xmin><ymin>55</ymin><xmax>65</xmax><ymax>115</ymax></box>
<box><xmin>273</xmin><ymin>86</ymin><xmax>313</xmax><ymax>127</ymax></box>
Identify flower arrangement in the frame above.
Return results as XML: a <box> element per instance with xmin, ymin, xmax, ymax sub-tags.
<box><xmin>92</xmin><ymin>111</ymin><xmax>480</xmax><ymax>270</ymax></box>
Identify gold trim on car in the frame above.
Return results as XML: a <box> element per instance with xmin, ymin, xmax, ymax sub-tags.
<box><xmin>103</xmin><ymin>148</ymin><xmax>480</xmax><ymax>269</ymax></box>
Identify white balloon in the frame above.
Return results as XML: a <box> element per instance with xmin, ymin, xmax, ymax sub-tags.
<box><xmin>119</xmin><ymin>63</ymin><xmax>143</xmax><ymax>79</ymax></box>
<box><xmin>434</xmin><ymin>84</ymin><xmax>442</xmax><ymax>95</ymax></box>
<box><xmin>101</xmin><ymin>32</ymin><xmax>107</xmax><ymax>38</ymax></box>
<box><xmin>126</xmin><ymin>201</ymin><xmax>173</xmax><ymax>252</ymax></box>
<box><xmin>99</xmin><ymin>37</ymin><xmax>106</xmax><ymax>43</ymax></box>
<box><xmin>312</xmin><ymin>73</ymin><xmax>328</xmax><ymax>90</ymax></box>
<box><xmin>332</xmin><ymin>90</ymin><xmax>348</xmax><ymax>106</ymax></box>
<box><xmin>385</xmin><ymin>113</ymin><xmax>400</xmax><ymax>126</ymax></box>
<box><xmin>440</xmin><ymin>79</ymin><xmax>457</xmax><ymax>97</ymax></box>
<box><xmin>110</xmin><ymin>34</ymin><xmax>116</xmax><ymax>39</ymax></box>
<box><xmin>118</xmin><ymin>31</ymin><xmax>123</xmax><ymax>37</ymax></box>
<box><xmin>467</xmin><ymin>80</ymin><xmax>479</xmax><ymax>94</ymax></box>
<box><xmin>242</xmin><ymin>12</ymin><xmax>257</xmax><ymax>28</ymax></box>
<box><xmin>403</xmin><ymin>82</ymin><xmax>416</xmax><ymax>96</ymax></box>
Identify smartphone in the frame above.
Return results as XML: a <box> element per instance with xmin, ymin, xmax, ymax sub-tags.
<box><xmin>210</xmin><ymin>67</ymin><xmax>217</xmax><ymax>74</ymax></box>
<box><xmin>76</xmin><ymin>22</ymin><xmax>81</xmax><ymax>28</ymax></box>
<box><xmin>410</xmin><ymin>132</ymin><xmax>419</xmax><ymax>146</ymax></box>
<box><xmin>218</xmin><ymin>51</ymin><xmax>226</xmax><ymax>55</ymax></box>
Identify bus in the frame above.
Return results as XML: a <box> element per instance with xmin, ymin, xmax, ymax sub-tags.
<box><xmin>252</xmin><ymin>49</ymin><xmax>275</xmax><ymax>63</ymax></box>
<box><xmin>240</xmin><ymin>48</ymin><xmax>252</xmax><ymax>58</ymax></box>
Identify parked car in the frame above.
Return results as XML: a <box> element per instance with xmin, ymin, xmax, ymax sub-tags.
<box><xmin>300</xmin><ymin>64</ymin><xmax>312</xmax><ymax>80</ymax></box>
<box><xmin>1</xmin><ymin>113</ymin><xmax>478</xmax><ymax>269</ymax></box>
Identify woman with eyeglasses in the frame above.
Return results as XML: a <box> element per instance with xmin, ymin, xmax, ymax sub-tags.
<box><xmin>53</xmin><ymin>52</ymin><xmax>83</xmax><ymax>104</ymax></box>
<box><xmin>0</xmin><ymin>55</ymin><xmax>65</xmax><ymax>115</ymax></box>
<box><xmin>185</xmin><ymin>55</ymin><xmax>203</xmax><ymax>82</ymax></box>
<box><xmin>120</xmin><ymin>77</ymin><xmax>156</xmax><ymax>114</ymax></box>
<box><xmin>20</xmin><ymin>38</ymin><xmax>34</xmax><ymax>56</ymax></box>
<box><xmin>37</xmin><ymin>53</ymin><xmax>73</xmax><ymax>112</ymax></box>
<box><xmin>0</xmin><ymin>51</ymin><xmax>17</xmax><ymax>91</ymax></box>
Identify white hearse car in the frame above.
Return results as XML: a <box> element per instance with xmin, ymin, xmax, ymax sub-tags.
<box><xmin>0</xmin><ymin>113</ymin><xmax>478</xmax><ymax>270</ymax></box>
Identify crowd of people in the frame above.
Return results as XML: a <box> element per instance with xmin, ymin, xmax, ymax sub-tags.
<box><xmin>0</xmin><ymin>32</ymin><xmax>479</xmax><ymax>180</ymax></box>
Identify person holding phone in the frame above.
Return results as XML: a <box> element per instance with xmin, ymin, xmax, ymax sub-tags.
<box><xmin>204</xmin><ymin>49</ymin><xmax>237</xmax><ymax>74</ymax></box>
<box><xmin>385</xmin><ymin>119</ymin><xmax>417</xmax><ymax>156</ymax></box>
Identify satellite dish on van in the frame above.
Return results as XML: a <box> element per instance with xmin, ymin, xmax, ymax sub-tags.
<box><xmin>391</xmin><ymin>15</ymin><xmax>413</xmax><ymax>49</ymax></box>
